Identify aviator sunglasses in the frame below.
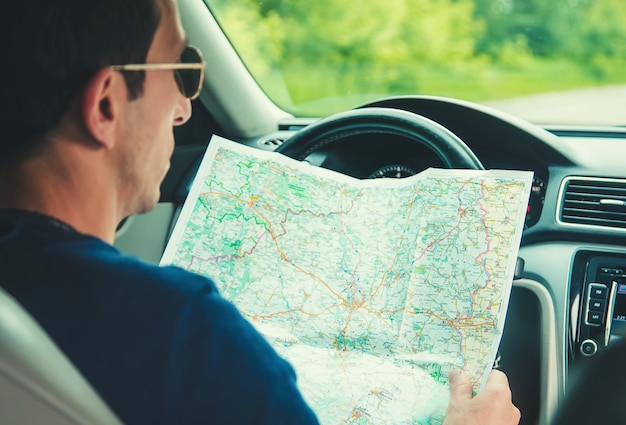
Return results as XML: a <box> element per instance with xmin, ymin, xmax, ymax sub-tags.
<box><xmin>111</xmin><ymin>45</ymin><xmax>205</xmax><ymax>100</ymax></box>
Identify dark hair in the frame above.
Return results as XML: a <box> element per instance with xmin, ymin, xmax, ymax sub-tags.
<box><xmin>0</xmin><ymin>0</ymin><xmax>162</xmax><ymax>167</ymax></box>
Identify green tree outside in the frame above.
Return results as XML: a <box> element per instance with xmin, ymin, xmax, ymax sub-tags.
<box><xmin>206</xmin><ymin>0</ymin><xmax>626</xmax><ymax>116</ymax></box>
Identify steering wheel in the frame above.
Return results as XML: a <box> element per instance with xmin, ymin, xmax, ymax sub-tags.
<box><xmin>275</xmin><ymin>107</ymin><xmax>484</xmax><ymax>170</ymax></box>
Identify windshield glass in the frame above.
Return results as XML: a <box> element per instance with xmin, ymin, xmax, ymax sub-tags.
<box><xmin>205</xmin><ymin>0</ymin><xmax>626</xmax><ymax>125</ymax></box>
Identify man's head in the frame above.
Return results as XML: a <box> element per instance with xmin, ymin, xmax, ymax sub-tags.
<box><xmin>0</xmin><ymin>0</ymin><xmax>195</xmax><ymax>237</ymax></box>
<box><xmin>1</xmin><ymin>0</ymin><xmax>162</xmax><ymax>167</ymax></box>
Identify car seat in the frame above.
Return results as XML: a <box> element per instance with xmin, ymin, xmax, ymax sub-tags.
<box><xmin>0</xmin><ymin>286</ymin><xmax>123</xmax><ymax>425</ymax></box>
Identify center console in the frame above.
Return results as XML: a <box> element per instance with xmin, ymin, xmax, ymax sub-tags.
<box><xmin>570</xmin><ymin>251</ymin><xmax>626</xmax><ymax>362</ymax></box>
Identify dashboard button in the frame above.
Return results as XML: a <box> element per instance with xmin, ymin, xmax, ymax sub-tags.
<box><xmin>580</xmin><ymin>339</ymin><xmax>598</xmax><ymax>356</ymax></box>
<box><xmin>587</xmin><ymin>311</ymin><xmax>604</xmax><ymax>325</ymax></box>
<box><xmin>588</xmin><ymin>298</ymin><xmax>606</xmax><ymax>311</ymax></box>
<box><xmin>589</xmin><ymin>284</ymin><xmax>608</xmax><ymax>299</ymax></box>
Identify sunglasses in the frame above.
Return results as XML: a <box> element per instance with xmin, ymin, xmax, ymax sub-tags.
<box><xmin>111</xmin><ymin>45</ymin><xmax>205</xmax><ymax>100</ymax></box>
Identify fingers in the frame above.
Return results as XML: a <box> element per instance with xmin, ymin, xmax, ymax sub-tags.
<box><xmin>480</xmin><ymin>370</ymin><xmax>521</xmax><ymax>424</ymax></box>
<box><xmin>444</xmin><ymin>369</ymin><xmax>521</xmax><ymax>425</ymax></box>
<box><xmin>483</xmin><ymin>369</ymin><xmax>515</xmax><ymax>403</ymax></box>
<box><xmin>486</xmin><ymin>369</ymin><xmax>510</xmax><ymax>388</ymax></box>
<box><xmin>448</xmin><ymin>369</ymin><xmax>473</xmax><ymax>401</ymax></box>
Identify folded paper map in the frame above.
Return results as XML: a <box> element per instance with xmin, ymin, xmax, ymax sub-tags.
<box><xmin>161</xmin><ymin>135</ymin><xmax>533</xmax><ymax>424</ymax></box>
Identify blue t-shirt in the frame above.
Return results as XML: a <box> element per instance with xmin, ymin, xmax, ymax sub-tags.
<box><xmin>0</xmin><ymin>209</ymin><xmax>319</xmax><ymax>425</ymax></box>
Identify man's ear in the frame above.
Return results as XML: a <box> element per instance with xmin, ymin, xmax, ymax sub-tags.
<box><xmin>80</xmin><ymin>67</ymin><xmax>126</xmax><ymax>149</ymax></box>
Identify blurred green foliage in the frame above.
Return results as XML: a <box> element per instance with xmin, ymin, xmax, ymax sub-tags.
<box><xmin>206</xmin><ymin>0</ymin><xmax>626</xmax><ymax>116</ymax></box>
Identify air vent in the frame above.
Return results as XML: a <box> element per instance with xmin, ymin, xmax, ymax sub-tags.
<box><xmin>258</xmin><ymin>137</ymin><xmax>285</xmax><ymax>148</ymax></box>
<box><xmin>558</xmin><ymin>177</ymin><xmax>626</xmax><ymax>230</ymax></box>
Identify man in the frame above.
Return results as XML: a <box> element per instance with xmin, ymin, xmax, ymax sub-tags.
<box><xmin>0</xmin><ymin>0</ymin><xmax>520</xmax><ymax>424</ymax></box>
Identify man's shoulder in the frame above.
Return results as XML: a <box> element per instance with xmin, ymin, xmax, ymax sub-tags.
<box><xmin>0</xmin><ymin>208</ymin><xmax>219</xmax><ymax>303</ymax></box>
<box><xmin>71</xmin><ymin>238</ymin><xmax>221</xmax><ymax>303</ymax></box>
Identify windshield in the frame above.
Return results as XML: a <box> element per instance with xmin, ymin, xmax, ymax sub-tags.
<box><xmin>205</xmin><ymin>0</ymin><xmax>626</xmax><ymax>125</ymax></box>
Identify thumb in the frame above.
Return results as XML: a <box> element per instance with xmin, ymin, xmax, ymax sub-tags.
<box><xmin>448</xmin><ymin>369</ymin><xmax>473</xmax><ymax>401</ymax></box>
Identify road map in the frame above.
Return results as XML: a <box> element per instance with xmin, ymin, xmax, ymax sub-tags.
<box><xmin>161</xmin><ymin>135</ymin><xmax>533</xmax><ymax>424</ymax></box>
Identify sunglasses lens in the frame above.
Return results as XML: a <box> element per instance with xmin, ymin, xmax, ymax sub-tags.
<box><xmin>174</xmin><ymin>46</ymin><xmax>204</xmax><ymax>99</ymax></box>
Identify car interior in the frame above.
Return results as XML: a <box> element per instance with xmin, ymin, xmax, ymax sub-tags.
<box><xmin>3</xmin><ymin>0</ymin><xmax>626</xmax><ymax>424</ymax></box>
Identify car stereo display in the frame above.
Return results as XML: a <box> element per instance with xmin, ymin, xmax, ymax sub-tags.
<box><xmin>609</xmin><ymin>282</ymin><xmax>626</xmax><ymax>344</ymax></box>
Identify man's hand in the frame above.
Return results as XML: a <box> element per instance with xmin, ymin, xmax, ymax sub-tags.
<box><xmin>443</xmin><ymin>369</ymin><xmax>521</xmax><ymax>425</ymax></box>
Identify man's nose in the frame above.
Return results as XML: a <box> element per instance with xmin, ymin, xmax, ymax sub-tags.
<box><xmin>174</xmin><ymin>97</ymin><xmax>192</xmax><ymax>126</ymax></box>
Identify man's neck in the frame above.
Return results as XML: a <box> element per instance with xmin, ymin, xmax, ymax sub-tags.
<box><xmin>0</xmin><ymin>151</ymin><xmax>121</xmax><ymax>244</ymax></box>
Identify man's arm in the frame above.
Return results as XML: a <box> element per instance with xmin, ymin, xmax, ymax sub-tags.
<box><xmin>443</xmin><ymin>369</ymin><xmax>521</xmax><ymax>425</ymax></box>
